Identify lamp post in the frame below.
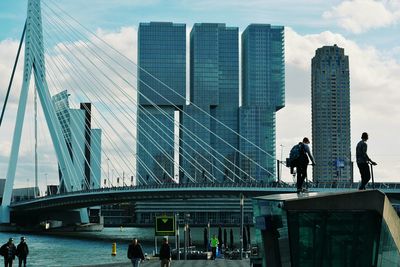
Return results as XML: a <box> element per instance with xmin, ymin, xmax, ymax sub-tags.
<box><xmin>45</xmin><ymin>173</ymin><xmax>48</xmax><ymax>196</ymax></box>
<box><xmin>207</xmin><ymin>221</ymin><xmax>210</xmax><ymax>252</ymax></box>
<box><xmin>176</xmin><ymin>213</ymin><xmax>180</xmax><ymax>260</ymax></box>
<box><xmin>240</xmin><ymin>193</ymin><xmax>244</xmax><ymax>260</ymax></box>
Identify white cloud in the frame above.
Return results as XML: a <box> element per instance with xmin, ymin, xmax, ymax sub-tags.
<box><xmin>277</xmin><ymin>27</ymin><xmax>400</xmax><ymax>183</ymax></box>
<box><xmin>322</xmin><ymin>0</ymin><xmax>400</xmax><ymax>34</ymax></box>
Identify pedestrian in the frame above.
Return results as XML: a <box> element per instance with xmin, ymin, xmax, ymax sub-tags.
<box><xmin>0</xmin><ymin>238</ymin><xmax>17</xmax><ymax>267</ymax></box>
<box><xmin>356</xmin><ymin>132</ymin><xmax>377</xmax><ymax>190</ymax></box>
<box><xmin>16</xmin><ymin>237</ymin><xmax>28</xmax><ymax>267</ymax></box>
<box><xmin>210</xmin><ymin>234</ymin><xmax>219</xmax><ymax>260</ymax></box>
<box><xmin>295</xmin><ymin>137</ymin><xmax>315</xmax><ymax>193</ymax></box>
<box><xmin>159</xmin><ymin>237</ymin><xmax>171</xmax><ymax>267</ymax></box>
<box><xmin>127</xmin><ymin>238</ymin><xmax>145</xmax><ymax>267</ymax></box>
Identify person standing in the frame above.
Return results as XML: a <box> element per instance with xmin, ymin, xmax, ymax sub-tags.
<box><xmin>127</xmin><ymin>238</ymin><xmax>145</xmax><ymax>267</ymax></box>
<box><xmin>210</xmin><ymin>234</ymin><xmax>219</xmax><ymax>260</ymax></box>
<box><xmin>16</xmin><ymin>237</ymin><xmax>28</xmax><ymax>267</ymax></box>
<box><xmin>0</xmin><ymin>238</ymin><xmax>17</xmax><ymax>267</ymax></box>
<box><xmin>159</xmin><ymin>238</ymin><xmax>171</xmax><ymax>267</ymax></box>
<box><xmin>356</xmin><ymin>132</ymin><xmax>377</xmax><ymax>190</ymax></box>
<box><xmin>295</xmin><ymin>137</ymin><xmax>315</xmax><ymax>193</ymax></box>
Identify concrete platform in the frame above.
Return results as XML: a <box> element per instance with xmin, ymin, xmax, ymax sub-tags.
<box><xmin>79</xmin><ymin>259</ymin><xmax>250</xmax><ymax>267</ymax></box>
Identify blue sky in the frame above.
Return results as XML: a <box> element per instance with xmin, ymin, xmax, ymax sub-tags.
<box><xmin>0</xmin><ymin>0</ymin><xmax>398</xmax><ymax>53</ymax></box>
<box><xmin>0</xmin><ymin>0</ymin><xmax>400</xmax><ymax>188</ymax></box>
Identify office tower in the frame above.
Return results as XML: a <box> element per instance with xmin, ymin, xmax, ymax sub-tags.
<box><xmin>181</xmin><ymin>23</ymin><xmax>239</xmax><ymax>183</ymax></box>
<box><xmin>52</xmin><ymin>91</ymin><xmax>102</xmax><ymax>191</ymax></box>
<box><xmin>240</xmin><ymin>24</ymin><xmax>285</xmax><ymax>182</ymax></box>
<box><xmin>137</xmin><ymin>22</ymin><xmax>186</xmax><ymax>183</ymax></box>
<box><xmin>312</xmin><ymin>44</ymin><xmax>351</xmax><ymax>183</ymax></box>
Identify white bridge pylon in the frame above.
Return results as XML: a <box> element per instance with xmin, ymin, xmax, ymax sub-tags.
<box><xmin>0</xmin><ymin>0</ymin><xmax>88</xmax><ymax>224</ymax></box>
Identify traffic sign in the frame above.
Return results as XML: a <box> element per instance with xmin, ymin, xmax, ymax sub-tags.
<box><xmin>155</xmin><ymin>216</ymin><xmax>175</xmax><ymax>236</ymax></box>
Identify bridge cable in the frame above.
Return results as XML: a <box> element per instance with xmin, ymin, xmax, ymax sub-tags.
<box><xmin>42</xmin><ymin>0</ymin><xmax>276</xmax><ymax>179</ymax></box>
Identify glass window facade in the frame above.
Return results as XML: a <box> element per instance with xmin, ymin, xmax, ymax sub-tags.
<box><xmin>312</xmin><ymin>45</ymin><xmax>351</xmax><ymax>183</ymax></box>
<box><xmin>137</xmin><ymin>22</ymin><xmax>186</xmax><ymax>183</ymax></box>
<box><xmin>183</xmin><ymin>23</ymin><xmax>239</xmax><ymax>182</ymax></box>
<box><xmin>241</xmin><ymin>24</ymin><xmax>284</xmax><ymax>182</ymax></box>
<box><xmin>287</xmin><ymin>211</ymin><xmax>381</xmax><ymax>267</ymax></box>
<box><xmin>138</xmin><ymin>22</ymin><xmax>186</xmax><ymax>106</ymax></box>
<box><xmin>253</xmin><ymin>192</ymin><xmax>400</xmax><ymax>267</ymax></box>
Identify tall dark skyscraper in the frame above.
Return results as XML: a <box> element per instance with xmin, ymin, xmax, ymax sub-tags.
<box><xmin>137</xmin><ymin>22</ymin><xmax>186</xmax><ymax>183</ymax></box>
<box><xmin>182</xmin><ymin>23</ymin><xmax>239</xmax><ymax>182</ymax></box>
<box><xmin>312</xmin><ymin>44</ymin><xmax>351</xmax><ymax>183</ymax></box>
<box><xmin>240</xmin><ymin>24</ymin><xmax>285</xmax><ymax>182</ymax></box>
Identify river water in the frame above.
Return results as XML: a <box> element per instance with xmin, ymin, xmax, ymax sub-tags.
<box><xmin>0</xmin><ymin>227</ymin><xmax>248</xmax><ymax>266</ymax></box>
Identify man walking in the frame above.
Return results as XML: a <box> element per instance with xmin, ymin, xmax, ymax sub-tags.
<box><xmin>127</xmin><ymin>238</ymin><xmax>145</xmax><ymax>267</ymax></box>
<box><xmin>0</xmin><ymin>238</ymin><xmax>16</xmax><ymax>267</ymax></box>
<box><xmin>16</xmin><ymin>237</ymin><xmax>28</xmax><ymax>267</ymax></box>
<box><xmin>356</xmin><ymin>132</ymin><xmax>377</xmax><ymax>190</ymax></box>
<box><xmin>159</xmin><ymin>238</ymin><xmax>171</xmax><ymax>267</ymax></box>
<box><xmin>295</xmin><ymin>137</ymin><xmax>315</xmax><ymax>193</ymax></box>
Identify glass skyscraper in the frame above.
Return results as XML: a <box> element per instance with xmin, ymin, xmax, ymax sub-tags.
<box><xmin>182</xmin><ymin>23</ymin><xmax>239</xmax><ymax>183</ymax></box>
<box><xmin>52</xmin><ymin>91</ymin><xmax>102</xmax><ymax>190</ymax></box>
<box><xmin>240</xmin><ymin>24</ymin><xmax>285</xmax><ymax>182</ymax></box>
<box><xmin>312</xmin><ymin>45</ymin><xmax>351</xmax><ymax>183</ymax></box>
<box><xmin>137</xmin><ymin>22</ymin><xmax>186</xmax><ymax>184</ymax></box>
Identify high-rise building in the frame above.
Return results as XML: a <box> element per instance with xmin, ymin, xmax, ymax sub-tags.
<box><xmin>137</xmin><ymin>22</ymin><xmax>186</xmax><ymax>183</ymax></box>
<box><xmin>311</xmin><ymin>44</ymin><xmax>351</xmax><ymax>183</ymax></box>
<box><xmin>240</xmin><ymin>24</ymin><xmax>285</xmax><ymax>182</ymax></box>
<box><xmin>52</xmin><ymin>91</ymin><xmax>102</xmax><ymax>191</ymax></box>
<box><xmin>182</xmin><ymin>23</ymin><xmax>239</xmax><ymax>183</ymax></box>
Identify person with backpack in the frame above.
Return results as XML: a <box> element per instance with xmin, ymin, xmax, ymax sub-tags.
<box><xmin>356</xmin><ymin>132</ymin><xmax>377</xmax><ymax>190</ymax></box>
<box><xmin>289</xmin><ymin>137</ymin><xmax>315</xmax><ymax>193</ymax></box>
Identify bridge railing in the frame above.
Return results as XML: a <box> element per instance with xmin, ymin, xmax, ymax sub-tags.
<box><xmin>11</xmin><ymin>181</ymin><xmax>400</xmax><ymax>204</ymax></box>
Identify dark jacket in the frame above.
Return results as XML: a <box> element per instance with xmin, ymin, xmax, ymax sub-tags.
<box><xmin>159</xmin><ymin>243</ymin><xmax>171</xmax><ymax>260</ymax></box>
<box><xmin>16</xmin><ymin>242</ymin><xmax>29</xmax><ymax>258</ymax></box>
<box><xmin>297</xmin><ymin>143</ymin><xmax>315</xmax><ymax>166</ymax></box>
<box><xmin>127</xmin><ymin>243</ymin><xmax>145</xmax><ymax>260</ymax></box>
<box><xmin>0</xmin><ymin>243</ymin><xmax>17</xmax><ymax>260</ymax></box>
<box><xmin>356</xmin><ymin>140</ymin><xmax>371</xmax><ymax>163</ymax></box>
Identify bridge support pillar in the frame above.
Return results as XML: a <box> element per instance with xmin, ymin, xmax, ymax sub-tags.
<box><xmin>79</xmin><ymin>208</ymin><xmax>89</xmax><ymax>224</ymax></box>
<box><xmin>0</xmin><ymin>206</ymin><xmax>10</xmax><ymax>224</ymax></box>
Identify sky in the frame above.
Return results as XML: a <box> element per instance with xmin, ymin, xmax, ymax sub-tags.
<box><xmin>0</xmin><ymin>0</ymin><xmax>400</xmax><ymax>190</ymax></box>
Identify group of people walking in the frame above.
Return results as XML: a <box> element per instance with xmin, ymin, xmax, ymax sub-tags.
<box><xmin>291</xmin><ymin>132</ymin><xmax>377</xmax><ymax>192</ymax></box>
<box><xmin>128</xmin><ymin>237</ymin><xmax>171</xmax><ymax>267</ymax></box>
<box><xmin>0</xmin><ymin>237</ymin><xmax>29</xmax><ymax>267</ymax></box>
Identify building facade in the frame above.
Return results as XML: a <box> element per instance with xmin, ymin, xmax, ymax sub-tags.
<box><xmin>311</xmin><ymin>45</ymin><xmax>351</xmax><ymax>183</ymax></box>
<box><xmin>240</xmin><ymin>24</ymin><xmax>285</xmax><ymax>182</ymax></box>
<box><xmin>137</xmin><ymin>22</ymin><xmax>186</xmax><ymax>184</ymax></box>
<box><xmin>182</xmin><ymin>23</ymin><xmax>239</xmax><ymax>183</ymax></box>
<box><xmin>52</xmin><ymin>91</ymin><xmax>102</xmax><ymax>191</ymax></box>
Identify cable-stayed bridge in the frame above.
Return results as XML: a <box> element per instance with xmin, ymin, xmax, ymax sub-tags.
<box><xmin>1</xmin><ymin>0</ymin><xmax>398</xmax><ymax>227</ymax></box>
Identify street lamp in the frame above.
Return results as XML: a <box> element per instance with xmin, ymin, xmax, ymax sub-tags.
<box><xmin>44</xmin><ymin>173</ymin><xmax>48</xmax><ymax>196</ymax></box>
<box><xmin>240</xmin><ymin>193</ymin><xmax>244</xmax><ymax>260</ymax></box>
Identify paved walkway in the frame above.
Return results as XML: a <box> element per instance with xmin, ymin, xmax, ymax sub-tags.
<box><xmin>80</xmin><ymin>259</ymin><xmax>250</xmax><ymax>267</ymax></box>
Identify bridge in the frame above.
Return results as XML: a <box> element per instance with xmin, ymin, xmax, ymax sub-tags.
<box><xmin>1</xmin><ymin>0</ymin><xmax>399</xmax><ymax>228</ymax></box>
<box><xmin>10</xmin><ymin>182</ymin><xmax>400</xmax><ymax>211</ymax></box>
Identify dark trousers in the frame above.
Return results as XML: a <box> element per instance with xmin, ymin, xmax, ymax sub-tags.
<box><xmin>211</xmin><ymin>247</ymin><xmax>217</xmax><ymax>259</ymax></box>
<box><xmin>18</xmin><ymin>257</ymin><xmax>26</xmax><ymax>267</ymax></box>
<box><xmin>4</xmin><ymin>258</ymin><xmax>13</xmax><ymax>267</ymax></box>
<box><xmin>357</xmin><ymin>163</ymin><xmax>370</xmax><ymax>190</ymax></box>
<box><xmin>296</xmin><ymin>164</ymin><xmax>308</xmax><ymax>190</ymax></box>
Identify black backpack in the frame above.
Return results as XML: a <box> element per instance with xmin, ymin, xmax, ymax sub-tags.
<box><xmin>287</xmin><ymin>143</ymin><xmax>304</xmax><ymax>167</ymax></box>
